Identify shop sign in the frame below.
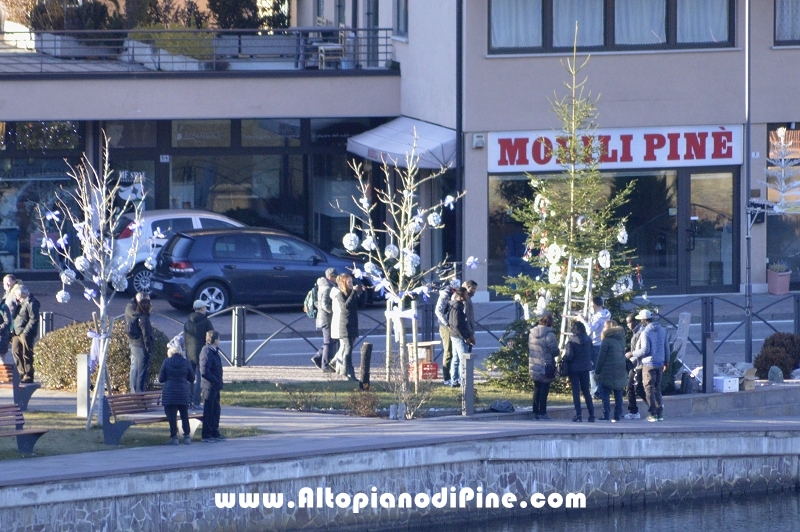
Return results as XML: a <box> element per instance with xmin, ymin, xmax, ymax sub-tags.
<box><xmin>488</xmin><ymin>125</ymin><xmax>742</xmax><ymax>172</ymax></box>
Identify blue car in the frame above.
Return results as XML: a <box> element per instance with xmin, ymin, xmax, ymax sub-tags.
<box><xmin>150</xmin><ymin>227</ymin><xmax>369</xmax><ymax>312</ymax></box>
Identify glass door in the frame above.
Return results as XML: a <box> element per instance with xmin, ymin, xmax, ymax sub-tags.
<box><xmin>687</xmin><ymin>171</ymin><xmax>736</xmax><ymax>290</ymax></box>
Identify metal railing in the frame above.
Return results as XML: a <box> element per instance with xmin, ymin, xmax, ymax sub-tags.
<box><xmin>0</xmin><ymin>27</ymin><xmax>394</xmax><ymax>75</ymax></box>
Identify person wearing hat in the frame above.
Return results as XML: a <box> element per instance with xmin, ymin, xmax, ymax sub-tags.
<box><xmin>125</xmin><ymin>292</ymin><xmax>153</xmax><ymax>392</ymax></box>
<box><xmin>311</xmin><ymin>267</ymin><xmax>338</xmax><ymax>372</ymax></box>
<box><xmin>184</xmin><ymin>299</ymin><xmax>215</xmax><ymax>408</ymax></box>
<box><xmin>158</xmin><ymin>342</ymin><xmax>195</xmax><ymax>445</ymax></box>
<box><xmin>631</xmin><ymin>309</ymin><xmax>669</xmax><ymax>421</ymax></box>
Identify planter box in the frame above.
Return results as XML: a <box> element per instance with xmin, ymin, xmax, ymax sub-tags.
<box><xmin>767</xmin><ymin>269</ymin><xmax>791</xmax><ymax>295</ymax></box>
<box><xmin>35</xmin><ymin>33</ymin><xmax>114</xmax><ymax>58</ymax></box>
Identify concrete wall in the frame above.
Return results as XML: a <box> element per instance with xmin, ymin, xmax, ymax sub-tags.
<box><xmin>0</xmin><ymin>75</ymin><xmax>401</xmax><ymax>121</ymax></box>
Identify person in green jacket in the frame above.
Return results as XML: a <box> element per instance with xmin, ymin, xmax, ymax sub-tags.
<box><xmin>595</xmin><ymin>319</ymin><xmax>628</xmax><ymax>422</ymax></box>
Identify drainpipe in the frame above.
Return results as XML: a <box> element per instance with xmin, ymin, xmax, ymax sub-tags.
<box><xmin>744</xmin><ymin>0</ymin><xmax>753</xmax><ymax>363</ymax></box>
<box><xmin>455</xmin><ymin>0</ymin><xmax>463</xmax><ymax>266</ymax></box>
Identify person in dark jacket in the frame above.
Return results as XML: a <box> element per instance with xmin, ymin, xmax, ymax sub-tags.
<box><xmin>595</xmin><ymin>320</ymin><xmax>628</xmax><ymax>422</ymax></box>
<box><xmin>11</xmin><ymin>285</ymin><xmax>39</xmax><ymax>382</ymax></box>
<box><xmin>448</xmin><ymin>287</ymin><xmax>475</xmax><ymax>387</ymax></box>
<box><xmin>528</xmin><ymin>313</ymin><xmax>558</xmax><ymax>420</ymax></box>
<box><xmin>125</xmin><ymin>292</ymin><xmax>153</xmax><ymax>392</ymax></box>
<box><xmin>184</xmin><ymin>299</ymin><xmax>215</xmax><ymax>409</ymax></box>
<box><xmin>563</xmin><ymin>320</ymin><xmax>595</xmax><ymax>422</ymax></box>
<box><xmin>158</xmin><ymin>344</ymin><xmax>195</xmax><ymax>445</ymax></box>
<box><xmin>311</xmin><ymin>267</ymin><xmax>337</xmax><ymax>372</ymax></box>
<box><xmin>0</xmin><ymin>297</ymin><xmax>12</xmax><ymax>364</ymax></box>
<box><xmin>200</xmin><ymin>330</ymin><xmax>224</xmax><ymax>442</ymax></box>
<box><xmin>623</xmin><ymin>313</ymin><xmax>646</xmax><ymax>419</ymax></box>
<box><xmin>331</xmin><ymin>273</ymin><xmax>360</xmax><ymax>381</ymax></box>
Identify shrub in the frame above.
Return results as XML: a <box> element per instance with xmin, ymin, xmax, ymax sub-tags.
<box><xmin>34</xmin><ymin>320</ymin><xmax>168</xmax><ymax>393</ymax></box>
<box><xmin>128</xmin><ymin>26</ymin><xmax>215</xmax><ymax>60</ymax></box>
<box><xmin>345</xmin><ymin>389</ymin><xmax>380</xmax><ymax>417</ymax></box>
<box><xmin>760</xmin><ymin>332</ymin><xmax>800</xmax><ymax>368</ymax></box>
<box><xmin>754</xmin><ymin>346</ymin><xmax>797</xmax><ymax>379</ymax></box>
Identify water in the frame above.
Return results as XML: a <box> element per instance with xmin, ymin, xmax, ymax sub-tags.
<box><xmin>420</xmin><ymin>490</ymin><xmax>800</xmax><ymax>532</ymax></box>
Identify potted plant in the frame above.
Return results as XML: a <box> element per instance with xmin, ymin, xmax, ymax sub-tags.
<box><xmin>767</xmin><ymin>260</ymin><xmax>791</xmax><ymax>295</ymax></box>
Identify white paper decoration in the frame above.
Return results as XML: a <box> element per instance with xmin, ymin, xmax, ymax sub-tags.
<box><xmin>343</xmin><ymin>233</ymin><xmax>360</xmax><ymax>252</ymax></box>
<box><xmin>384</xmin><ymin>244</ymin><xmax>399</xmax><ymax>260</ymax></box>
<box><xmin>545</xmin><ymin>243</ymin><xmax>563</xmax><ymax>264</ymax></box>
<box><xmin>427</xmin><ymin>212</ymin><xmax>442</xmax><ymax>227</ymax></box>
<box><xmin>598</xmin><ymin>250</ymin><xmax>611</xmax><ymax>269</ymax></box>
<box><xmin>548</xmin><ymin>265</ymin><xmax>563</xmax><ymax>285</ymax></box>
<box><xmin>144</xmin><ymin>256</ymin><xmax>156</xmax><ymax>270</ymax></box>
<box><xmin>56</xmin><ymin>290</ymin><xmax>70</xmax><ymax>303</ymax></box>
<box><xmin>617</xmin><ymin>227</ymin><xmax>628</xmax><ymax>245</ymax></box>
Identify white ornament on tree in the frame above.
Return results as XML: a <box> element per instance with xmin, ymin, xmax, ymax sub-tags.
<box><xmin>384</xmin><ymin>244</ymin><xmax>399</xmax><ymax>260</ymax></box>
<box><xmin>545</xmin><ymin>243</ymin><xmax>563</xmax><ymax>264</ymax></box>
<box><xmin>617</xmin><ymin>226</ymin><xmax>628</xmax><ymax>245</ymax></box>
<box><xmin>598</xmin><ymin>250</ymin><xmax>611</xmax><ymax>269</ymax></box>
<box><xmin>548</xmin><ymin>264</ymin><xmax>563</xmax><ymax>285</ymax></box>
<box><xmin>342</xmin><ymin>233</ymin><xmax>360</xmax><ymax>252</ymax></box>
<box><xmin>56</xmin><ymin>290</ymin><xmax>70</xmax><ymax>303</ymax></box>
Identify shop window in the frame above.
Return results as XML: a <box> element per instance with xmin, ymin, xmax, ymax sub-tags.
<box><xmin>15</xmin><ymin>121</ymin><xmax>81</xmax><ymax>151</ymax></box>
<box><xmin>171</xmin><ymin>120</ymin><xmax>231</xmax><ymax>148</ymax></box>
<box><xmin>105</xmin><ymin>121</ymin><xmax>157</xmax><ymax>149</ymax></box>
<box><xmin>310</xmin><ymin>118</ymin><xmax>373</xmax><ymax>147</ymax></box>
<box><xmin>766</xmin><ymin>124</ymin><xmax>800</xmax><ymax>283</ymax></box>
<box><xmin>776</xmin><ymin>0</ymin><xmax>800</xmax><ymax>44</ymax></box>
<box><xmin>488</xmin><ymin>0</ymin><xmax>733</xmax><ymax>53</ymax></box>
<box><xmin>241</xmin><ymin>119</ymin><xmax>301</xmax><ymax>147</ymax></box>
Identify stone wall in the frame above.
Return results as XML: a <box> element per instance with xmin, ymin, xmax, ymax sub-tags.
<box><xmin>1</xmin><ymin>428</ymin><xmax>799</xmax><ymax>531</ymax></box>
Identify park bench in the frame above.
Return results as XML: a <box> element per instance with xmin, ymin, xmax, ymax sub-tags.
<box><xmin>102</xmin><ymin>390</ymin><xmax>203</xmax><ymax>446</ymax></box>
<box><xmin>0</xmin><ymin>363</ymin><xmax>41</xmax><ymax>411</ymax></box>
<box><xmin>0</xmin><ymin>404</ymin><xmax>48</xmax><ymax>454</ymax></box>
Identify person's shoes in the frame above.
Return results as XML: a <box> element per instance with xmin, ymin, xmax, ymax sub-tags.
<box><xmin>213</xmin><ymin>435</ymin><xmax>228</xmax><ymax>442</ymax></box>
<box><xmin>611</xmin><ymin>417</ymin><xmax>619</xmax><ymax>423</ymax></box>
<box><xmin>646</xmin><ymin>414</ymin><xmax>658</xmax><ymax>422</ymax></box>
<box><xmin>183</xmin><ymin>435</ymin><xmax>192</xmax><ymax>444</ymax></box>
<box><xmin>592</xmin><ymin>394</ymin><xmax>601</xmax><ymax>400</ymax></box>
<box><xmin>322</xmin><ymin>365</ymin><xmax>335</xmax><ymax>373</ymax></box>
<box><xmin>311</xmin><ymin>356</ymin><xmax>322</xmax><ymax>369</ymax></box>
<box><xmin>538</xmin><ymin>414</ymin><xmax>551</xmax><ymax>420</ymax></box>
<box><xmin>587</xmin><ymin>416</ymin><xmax>596</xmax><ymax>422</ymax></box>
<box><xmin>168</xmin><ymin>437</ymin><xmax>180</xmax><ymax>445</ymax></box>
<box><xmin>20</xmin><ymin>377</ymin><xmax>33</xmax><ymax>383</ymax></box>
<box><xmin>443</xmin><ymin>380</ymin><xmax>451</xmax><ymax>386</ymax></box>
<box><xmin>623</xmin><ymin>412</ymin><xmax>641</xmax><ymax>420</ymax></box>
<box><xmin>598</xmin><ymin>415</ymin><xmax>610</xmax><ymax>421</ymax></box>
<box><xmin>657</xmin><ymin>415</ymin><xmax>664</xmax><ymax>421</ymax></box>
<box><xmin>201</xmin><ymin>437</ymin><xmax>216</xmax><ymax>443</ymax></box>
<box><xmin>572</xmin><ymin>415</ymin><xmax>582</xmax><ymax>422</ymax></box>
<box><xmin>450</xmin><ymin>381</ymin><xmax>461</xmax><ymax>388</ymax></box>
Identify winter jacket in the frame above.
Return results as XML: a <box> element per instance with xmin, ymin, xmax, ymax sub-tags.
<box><xmin>632</xmin><ymin>321</ymin><xmax>670</xmax><ymax>366</ymax></box>
<box><xmin>13</xmin><ymin>294</ymin><xmax>39</xmax><ymax>343</ymax></box>
<box><xmin>184</xmin><ymin>312</ymin><xmax>214</xmax><ymax>364</ymax></box>
<box><xmin>563</xmin><ymin>332</ymin><xmax>593</xmax><ymax>373</ymax></box>
<box><xmin>199</xmin><ymin>344</ymin><xmax>223</xmax><ymax>392</ymax></box>
<box><xmin>158</xmin><ymin>354</ymin><xmax>195</xmax><ymax>406</ymax></box>
<box><xmin>0</xmin><ymin>300</ymin><xmax>10</xmax><ymax>354</ymax></box>
<box><xmin>528</xmin><ymin>325</ymin><xmax>558</xmax><ymax>383</ymax></box>
<box><xmin>595</xmin><ymin>326</ymin><xmax>629</xmax><ymax>391</ymax></box>
<box><xmin>315</xmin><ymin>277</ymin><xmax>336</xmax><ymax>329</ymax></box>
<box><xmin>125</xmin><ymin>299</ymin><xmax>153</xmax><ymax>351</ymax></box>
<box><xmin>583</xmin><ymin>308</ymin><xmax>611</xmax><ymax>346</ymax></box>
<box><xmin>448</xmin><ymin>300</ymin><xmax>473</xmax><ymax>340</ymax></box>
<box><xmin>435</xmin><ymin>289</ymin><xmax>453</xmax><ymax>328</ymax></box>
<box><xmin>333</xmin><ymin>287</ymin><xmax>359</xmax><ymax>339</ymax></box>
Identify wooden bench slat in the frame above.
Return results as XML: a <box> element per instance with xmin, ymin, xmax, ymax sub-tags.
<box><xmin>103</xmin><ymin>391</ymin><xmax>202</xmax><ymax>445</ymax></box>
<box><xmin>0</xmin><ymin>404</ymin><xmax>48</xmax><ymax>453</ymax></box>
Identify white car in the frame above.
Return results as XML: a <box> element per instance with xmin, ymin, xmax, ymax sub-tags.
<box><xmin>113</xmin><ymin>209</ymin><xmax>244</xmax><ymax>293</ymax></box>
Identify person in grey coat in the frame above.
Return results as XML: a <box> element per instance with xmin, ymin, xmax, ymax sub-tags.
<box><xmin>311</xmin><ymin>267</ymin><xmax>337</xmax><ymax>372</ymax></box>
<box><xmin>12</xmin><ymin>285</ymin><xmax>39</xmax><ymax>382</ymax></box>
<box><xmin>595</xmin><ymin>320</ymin><xmax>628</xmax><ymax>422</ymax></box>
<box><xmin>184</xmin><ymin>300</ymin><xmax>215</xmax><ymax>408</ymax></box>
<box><xmin>331</xmin><ymin>273</ymin><xmax>360</xmax><ymax>381</ymax></box>
<box><xmin>528</xmin><ymin>313</ymin><xmax>558</xmax><ymax>420</ymax></box>
<box><xmin>631</xmin><ymin>309</ymin><xmax>670</xmax><ymax>422</ymax></box>
<box><xmin>158</xmin><ymin>345</ymin><xmax>195</xmax><ymax>445</ymax></box>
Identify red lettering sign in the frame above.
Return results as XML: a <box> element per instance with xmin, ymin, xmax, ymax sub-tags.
<box><xmin>619</xmin><ymin>134</ymin><xmax>633</xmax><ymax>162</ymax></box>
<box><xmin>532</xmin><ymin>137</ymin><xmax>552</xmax><ymax>165</ymax></box>
<box><xmin>712</xmin><ymin>130</ymin><xmax>733</xmax><ymax>159</ymax></box>
<box><xmin>497</xmin><ymin>138</ymin><xmax>529</xmax><ymax>166</ymax></box>
<box><xmin>684</xmin><ymin>132</ymin><xmax>708</xmax><ymax>160</ymax></box>
<box><xmin>667</xmin><ymin>133</ymin><xmax>681</xmax><ymax>161</ymax></box>
<box><xmin>598</xmin><ymin>135</ymin><xmax>618</xmax><ymax>163</ymax></box>
<box><xmin>644</xmin><ymin>134</ymin><xmax>666</xmax><ymax>161</ymax></box>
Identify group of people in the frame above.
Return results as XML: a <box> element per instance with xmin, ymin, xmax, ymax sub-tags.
<box><xmin>436</xmin><ymin>279</ymin><xmax>478</xmax><ymax>387</ymax></box>
<box><xmin>0</xmin><ymin>274</ymin><xmax>40</xmax><ymax>384</ymax></box>
<box><xmin>124</xmin><ymin>292</ymin><xmax>224</xmax><ymax>444</ymax></box>
<box><xmin>310</xmin><ymin>267</ymin><xmax>362</xmax><ymax>381</ymax></box>
<box><xmin>528</xmin><ymin>297</ymin><xmax>670</xmax><ymax>423</ymax></box>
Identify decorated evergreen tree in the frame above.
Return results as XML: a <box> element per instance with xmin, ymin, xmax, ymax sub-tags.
<box><xmin>488</xmin><ymin>29</ymin><xmax>641</xmax><ymax>391</ymax></box>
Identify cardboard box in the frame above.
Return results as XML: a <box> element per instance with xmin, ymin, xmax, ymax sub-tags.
<box><xmin>713</xmin><ymin>376</ymin><xmax>738</xmax><ymax>393</ymax></box>
<box><xmin>740</xmin><ymin>368</ymin><xmax>757</xmax><ymax>391</ymax></box>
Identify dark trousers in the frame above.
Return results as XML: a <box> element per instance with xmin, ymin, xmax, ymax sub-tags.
<box><xmin>601</xmin><ymin>387</ymin><xmax>624</xmax><ymax>420</ymax></box>
<box><xmin>201</xmin><ymin>388</ymin><xmax>221</xmax><ymax>439</ymax></box>
<box><xmin>190</xmin><ymin>361</ymin><xmax>202</xmax><ymax>407</ymax></box>
<box><xmin>569</xmin><ymin>371</ymin><xmax>595</xmax><ymax>418</ymax></box>
<box><xmin>642</xmin><ymin>365</ymin><xmax>664</xmax><ymax>416</ymax></box>
<box><xmin>164</xmin><ymin>404</ymin><xmax>191</xmax><ymax>438</ymax></box>
<box><xmin>626</xmin><ymin>367</ymin><xmax>647</xmax><ymax>413</ymax></box>
<box><xmin>129</xmin><ymin>345</ymin><xmax>150</xmax><ymax>393</ymax></box>
<box><xmin>312</xmin><ymin>326</ymin><xmax>336</xmax><ymax>369</ymax></box>
<box><xmin>532</xmin><ymin>381</ymin><xmax>551</xmax><ymax>415</ymax></box>
<box><xmin>439</xmin><ymin>325</ymin><xmax>452</xmax><ymax>381</ymax></box>
<box><xmin>335</xmin><ymin>336</ymin><xmax>357</xmax><ymax>379</ymax></box>
<box><xmin>11</xmin><ymin>335</ymin><xmax>34</xmax><ymax>381</ymax></box>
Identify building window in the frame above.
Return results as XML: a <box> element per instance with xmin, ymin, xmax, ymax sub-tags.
<box><xmin>335</xmin><ymin>0</ymin><xmax>346</xmax><ymax>26</ymax></box>
<box><xmin>775</xmin><ymin>0</ymin><xmax>800</xmax><ymax>44</ymax></box>
<box><xmin>488</xmin><ymin>0</ymin><xmax>733</xmax><ymax>53</ymax></box>
<box><xmin>396</xmin><ymin>0</ymin><xmax>409</xmax><ymax>37</ymax></box>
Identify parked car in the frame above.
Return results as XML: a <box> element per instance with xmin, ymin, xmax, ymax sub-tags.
<box><xmin>150</xmin><ymin>227</ymin><xmax>370</xmax><ymax>312</ymax></box>
<box><xmin>113</xmin><ymin>209</ymin><xmax>244</xmax><ymax>294</ymax></box>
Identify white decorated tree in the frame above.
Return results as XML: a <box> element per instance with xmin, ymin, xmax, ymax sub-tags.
<box><xmin>36</xmin><ymin>135</ymin><xmax>154</xmax><ymax>428</ymax></box>
<box><xmin>763</xmin><ymin>126</ymin><xmax>800</xmax><ymax>213</ymax></box>
<box><xmin>340</xmin><ymin>140</ymin><xmax>469</xmax><ymax>390</ymax></box>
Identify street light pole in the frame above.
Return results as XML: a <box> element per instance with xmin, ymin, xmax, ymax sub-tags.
<box><xmin>744</xmin><ymin>0</ymin><xmax>753</xmax><ymax>362</ymax></box>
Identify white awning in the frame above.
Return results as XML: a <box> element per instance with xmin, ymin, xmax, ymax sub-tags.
<box><xmin>346</xmin><ymin>116</ymin><xmax>456</xmax><ymax>169</ymax></box>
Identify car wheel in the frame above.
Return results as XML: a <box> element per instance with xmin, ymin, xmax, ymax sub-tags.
<box><xmin>195</xmin><ymin>282</ymin><xmax>229</xmax><ymax>313</ymax></box>
<box><xmin>128</xmin><ymin>265</ymin><xmax>153</xmax><ymax>294</ymax></box>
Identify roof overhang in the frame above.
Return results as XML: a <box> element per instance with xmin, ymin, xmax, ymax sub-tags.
<box><xmin>346</xmin><ymin>116</ymin><xmax>456</xmax><ymax>169</ymax></box>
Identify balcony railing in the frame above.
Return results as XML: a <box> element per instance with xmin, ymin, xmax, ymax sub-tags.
<box><xmin>0</xmin><ymin>27</ymin><xmax>395</xmax><ymax>75</ymax></box>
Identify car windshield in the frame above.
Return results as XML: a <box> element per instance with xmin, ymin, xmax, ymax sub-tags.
<box><xmin>162</xmin><ymin>234</ymin><xmax>194</xmax><ymax>258</ymax></box>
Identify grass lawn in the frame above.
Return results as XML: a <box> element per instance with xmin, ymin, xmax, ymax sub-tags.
<box><xmin>221</xmin><ymin>380</ymin><xmax>574</xmax><ymax>412</ymax></box>
<box><xmin>0</xmin><ymin>411</ymin><xmax>264</xmax><ymax>461</ymax></box>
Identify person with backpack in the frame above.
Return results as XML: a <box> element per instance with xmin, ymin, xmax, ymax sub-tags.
<box><xmin>125</xmin><ymin>292</ymin><xmax>153</xmax><ymax>393</ymax></box>
<box><xmin>310</xmin><ymin>268</ymin><xmax>337</xmax><ymax>372</ymax></box>
<box><xmin>184</xmin><ymin>300</ymin><xmax>215</xmax><ymax>409</ymax></box>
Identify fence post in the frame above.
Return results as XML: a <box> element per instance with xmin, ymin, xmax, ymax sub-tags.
<box><xmin>462</xmin><ymin>352</ymin><xmax>474</xmax><ymax>416</ymax></box>
<box><xmin>76</xmin><ymin>353</ymin><xmax>90</xmax><ymax>418</ymax></box>
<box><xmin>794</xmin><ymin>295</ymin><xmax>800</xmax><ymax>336</ymax></box>
<box><xmin>701</xmin><ymin>297</ymin><xmax>716</xmax><ymax>394</ymax></box>
<box><xmin>231</xmin><ymin>306</ymin><xmax>246</xmax><ymax>367</ymax></box>
<box><xmin>39</xmin><ymin>311</ymin><xmax>54</xmax><ymax>339</ymax></box>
